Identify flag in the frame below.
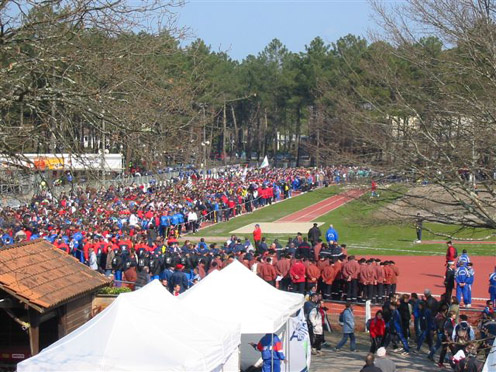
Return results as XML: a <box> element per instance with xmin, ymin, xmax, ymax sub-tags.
<box><xmin>260</xmin><ymin>155</ymin><xmax>269</xmax><ymax>169</ymax></box>
<box><xmin>284</xmin><ymin>309</ymin><xmax>311</xmax><ymax>372</ymax></box>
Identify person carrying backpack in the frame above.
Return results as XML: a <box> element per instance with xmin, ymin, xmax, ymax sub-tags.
<box><xmin>111</xmin><ymin>249</ymin><xmax>124</xmax><ymax>287</ymax></box>
<box><xmin>446</xmin><ymin>241</ymin><xmax>458</xmax><ymax>264</ymax></box>
<box><xmin>437</xmin><ymin>310</ymin><xmax>457</xmax><ymax>368</ymax></box>
<box><xmin>303</xmin><ymin>293</ymin><xmax>319</xmax><ymax>348</ymax></box>
<box><xmin>452</xmin><ymin>315</ymin><xmax>475</xmax><ymax>355</ymax></box>
<box><xmin>428</xmin><ymin>306</ymin><xmax>448</xmax><ymax>361</ymax></box>
<box><xmin>334</xmin><ymin>302</ymin><xmax>357</xmax><ymax>352</ymax></box>
<box><xmin>416</xmin><ymin>301</ymin><xmax>435</xmax><ymax>355</ymax></box>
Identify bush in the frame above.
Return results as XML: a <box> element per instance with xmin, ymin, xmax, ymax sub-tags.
<box><xmin>97</xmin><ymin>286</ymin><xmax>132</xmax><ymax>295</ymax></box>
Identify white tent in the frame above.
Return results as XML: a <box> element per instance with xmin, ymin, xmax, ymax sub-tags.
<box><xmin>483</xmin><ymin>337</ymin><xmax>496</xmax><ymax>372</ymax></box>
<box><xmin>179</xmin><ymin>260</ymin><xmax>305</xmax><ymax>371</ymax></box>
<box><xmin>17</xmin><ymin>280</ymin><xmax>241</xmax><ymax>372</ymax></box>
<box><xmin>180</xmin><ymin>260</ymin><xmax>304</xmax><ymax>334</ymax></box>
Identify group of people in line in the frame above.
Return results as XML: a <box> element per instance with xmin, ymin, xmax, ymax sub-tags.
<box><xmin>303</xmin><ymin>288</ymin><xmax>494</xmax><ymax>371</ymax></box>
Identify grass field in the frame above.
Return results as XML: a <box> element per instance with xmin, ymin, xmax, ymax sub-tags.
<box><xmin>193</xmin><ymin>186</ymin><xmax>495</xmax><ymax>256</ymax></box>
<box><xmin>193</xmin><ymin>186</ymin><xmax>341</xmax><ymax>236</ymax></box>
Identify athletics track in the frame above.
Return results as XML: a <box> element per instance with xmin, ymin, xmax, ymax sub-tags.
<box><xmin>192</xmin><ymin>187</ymin><xmax>494</xmax><ymax>303</ymax></box>
<box><xmin>276</xmin><ymin>189</ymin><xmax>495</xmax><ymax>304</ymax></box>
<box><xmin>276</xmin><ymin>189</ymin><xmax>365</xmax><ymax>222</ymax></box>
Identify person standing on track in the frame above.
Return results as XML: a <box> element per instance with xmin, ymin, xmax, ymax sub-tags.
<box><xmin>445</xmin><ymin>240</ymin><xmax>458</xmax><ymax>264</ymax></box>
<box><xmin>290</xmin><ymin>258</ymin><xmax>306</xmax><ymax>294</ymax></box>
<box><xmin>455</xmin><ymin>263</ymin><xmax>473</xmax><ymax>308</ymax></box>
<box><xmin>342</xmin><ymin>256</ymin><xmax>360</xmax><ymax>302</ymax></box>
<box><xmin>489</xmin><ymin>266</ymin><xmax>496</xmax><ymax>307</ymax></box>
<box><xmin>444</xmin><ymin>261</ymin><xmax>456</xmax><ymax>300</ymax></box>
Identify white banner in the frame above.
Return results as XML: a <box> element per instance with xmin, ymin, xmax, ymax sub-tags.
<box><xmin>482</xmin><ymin>337</ymin><xmax>495</xmax><ymax>372</ymax></box>
<box><xmin>285</xmin><ymin>310</ymin><xmax>311</xmax><ymax>372</ymax></box>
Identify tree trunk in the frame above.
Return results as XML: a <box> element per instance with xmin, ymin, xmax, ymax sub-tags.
<box><xmin>231</xmin><ymin>105</ymin><xmax>239</xmax><ymax>156</ymax></box>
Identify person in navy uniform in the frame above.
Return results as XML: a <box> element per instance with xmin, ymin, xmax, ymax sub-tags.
<box><xmin>250</xmin><ymin>333</ymin><xmax>285</xmax><ymax>372</ymax></box>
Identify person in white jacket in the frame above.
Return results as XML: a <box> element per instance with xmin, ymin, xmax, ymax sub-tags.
<box><xmin>89</xmin><ymin>248</ymin><xmax>98</xmax><ymax>270</ymax></box>
<box><xmin>309</xmin><ymin>303</ymin><xmax>324</xmax><ymax>355</ymax></box>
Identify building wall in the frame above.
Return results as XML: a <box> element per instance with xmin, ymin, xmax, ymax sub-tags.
<box><xmin>64</xmin><ymin>294</ymin><xmax>93</xmax><ymax>335</ymax></box>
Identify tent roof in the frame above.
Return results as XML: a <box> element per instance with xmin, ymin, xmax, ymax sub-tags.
<box><xmin>18</xmin><ymin>280</ymin><xmax>240</xmax><ymax>372</ymax></box>
<box><xmin>179</xmin><ymin>260</ymin><xmax>304</xmax><ymax>333</ymax></box>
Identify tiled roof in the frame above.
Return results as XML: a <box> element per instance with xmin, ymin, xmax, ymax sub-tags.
<box><xmin>0</xmin><ymin>239</ymin><xmax>111</xmax><ymax>312</ymax></box>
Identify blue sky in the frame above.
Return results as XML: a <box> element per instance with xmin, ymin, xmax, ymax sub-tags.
<box><xmin>176</xmin><ymin>0</ymin><xmax>376</xmax><ymax>60</ymax></box>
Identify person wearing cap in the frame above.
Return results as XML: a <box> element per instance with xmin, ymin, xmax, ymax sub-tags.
<box><xmin>307</xmin><ymin>223</ymin><xmax>321</xmax><ymax>246</ymax></box>
<box><xmin>374</xmin><ymin>347</ymin><xmax>396</xmax><ymax>372</ymax></box>
<box><xmin>169</xmin><ymin>264</ymin><xmax>188</xmax><ymax>293</ymax></box>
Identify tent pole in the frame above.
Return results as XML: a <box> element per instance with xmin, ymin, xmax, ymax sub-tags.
<box><xmin>285</xmin><ymin>320</ymin><xmax>289</xmax><ymax>372</ymax></box>
<box><xmin>271</xmin><ymin>333</ymin><xmax>274</xmax><ymax>372</ymax></box>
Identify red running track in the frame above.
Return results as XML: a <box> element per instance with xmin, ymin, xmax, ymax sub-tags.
<box><xmin>276</xmin><ymin>189</ymin><xmax>365</xmax><ymax>223</ymax></box>
<box><xmin>374</xmin><ymin>255</ymin><xmax>495</xmax><ymax>301</ymax></box>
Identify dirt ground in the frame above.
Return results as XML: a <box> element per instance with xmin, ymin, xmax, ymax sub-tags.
<box><xmin>374</xmin><ymin>184</ymin><xmax>495</xmax><ymax>226</ymax></box>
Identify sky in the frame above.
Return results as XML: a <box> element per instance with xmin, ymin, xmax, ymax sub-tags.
<box><xmin>176</xmin><ymin>0</ymin><xmax>377</xmax><ymax>61</ymax></box>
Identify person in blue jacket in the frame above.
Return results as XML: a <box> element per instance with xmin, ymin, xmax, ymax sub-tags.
<box><xmin>416</xmin><ymin>301</ymin><xmax>435</xmax><ymax>355</ymax></box>
<box><xmin>456</xmin><ymin>263</ymin><xmax>473</xmax><ymax>308</ymax></box>
<box><xmin>250</xmin><ymin>333</ymin><xmax>285</xmax><ymax>372</ymax></box>
<box><xmin>457</xmin><ymin>249</ymin><xmax>471</xmax><ymax>267</ymax></box>
<box><xmin>326</xmin><ymin>224</ymin><xmax>339</xmax><ymax>243</ymax></box>
<box><xmin>159</xmin><ymin>214</ymin><xmax>170</xmax><ymax>237</ymax></box>
<box><xmin>388</xmin><ymin>302</ymin><xmax>410</xmax><ymax>354</ymax></box>
<box><xmin>489</xmin><ymin>266</ymin><xmax>496</xmax><ymax>307</ymax></box>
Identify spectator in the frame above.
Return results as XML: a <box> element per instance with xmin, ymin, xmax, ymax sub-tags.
<box><xmin>369</xmin><ymin>310</ymin><xmax>385</xmax><ymax>353</ymax></box>
<box><xmin>334</xmin><ymin>302</ymin><xmax>356</xmax><ymax>352</ymax></box>
<box><xmin>374</xmin><ymin>347</ymin><xmax>396</xmax><ymax>372</ymax></box>
<box><xmin>360</xmin><ymin>353</ymin><xmax>382</xmax><ymax>372</ymax></box>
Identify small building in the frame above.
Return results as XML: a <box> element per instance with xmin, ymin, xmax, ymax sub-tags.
<box><xmin>0</xmin><ymin>239</ymin><xmax>111</xmax><ymax>367</ymax></box>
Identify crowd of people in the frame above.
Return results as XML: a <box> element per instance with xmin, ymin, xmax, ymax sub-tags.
<box><xmin>1</xmin><ymin>163</ymin><xmax>493</xmax><ymax>371</ymax></box>
<box><xmin>0</xmin><ymin>165</ymin><xmax>372</xmax><ymax>251</ymax></box>
<box><xmin>299</xmin><ymin>241</ymin><xmax>496</xmax><ymax>371</ymax></box>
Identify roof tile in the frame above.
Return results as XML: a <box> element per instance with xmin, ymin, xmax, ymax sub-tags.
<box><xmin>0</xmin><ymin>239</ymin><xmax>111</xmax><ymax>311</ymax></box>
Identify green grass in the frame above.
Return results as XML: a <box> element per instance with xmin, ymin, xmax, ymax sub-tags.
<box><xmin>192</xmin><ymin>186</ymin><xmax>341</xmax><ymax>237</ymax></box>
<box><xmin>194</xmin><ymin>185</ymin><xmax>496</xmax><ymax>256</ymax></box>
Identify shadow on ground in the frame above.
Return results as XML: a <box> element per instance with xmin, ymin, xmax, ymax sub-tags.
<box><xmin>311</xmin><ymin>331</ymin><xmax>440</xmax><ymax>372</ymax></box>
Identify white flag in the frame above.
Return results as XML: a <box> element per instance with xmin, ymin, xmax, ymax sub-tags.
<box><xmin>284</xmin><ymin>309</ymin><xmax>311</xmax><ymax>372</ymax></box>
<box><xmin>260</xmin><ymin>155</ymin><xmax>269</xmax><ymax>169</ymax></box>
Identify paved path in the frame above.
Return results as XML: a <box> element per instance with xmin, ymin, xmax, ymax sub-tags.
<box><xmin>276</xmin><ymin>189</ymin><xmax>364</xmax><ymax>223</ymax></box>
<box><xmin>312</xmin><ymin>331</ymin><xmax>440</xmax><ymax>372</ymax></box>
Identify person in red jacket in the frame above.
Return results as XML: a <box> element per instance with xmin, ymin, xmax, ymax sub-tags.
<box><xmin>369</xmin><ymin>310</ymin><xmax>386</xmax><ymax>353</ymax></box>
<box><xmin>258</xmin><ymin>257</ymin><xmax>277</xmax><ymax>286</ymax></box>
<box><xmin>290</xmin><ymin>258</ymin><xmax>306</xmax><ymax>294</ymax></box>
<box><xmin>54</xmin><ymin>238</ymin><xmax>70</xmax><ymax>254</ymax></box>
<box><xmin>446</xmin><ymin>240</ymin><xmax>457</xmax><ymax>264</ymax></box>
<box><xmin>253</xmin><ymin>224</ymin><xmax>262</xmax><ymax>250</ymax></box>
